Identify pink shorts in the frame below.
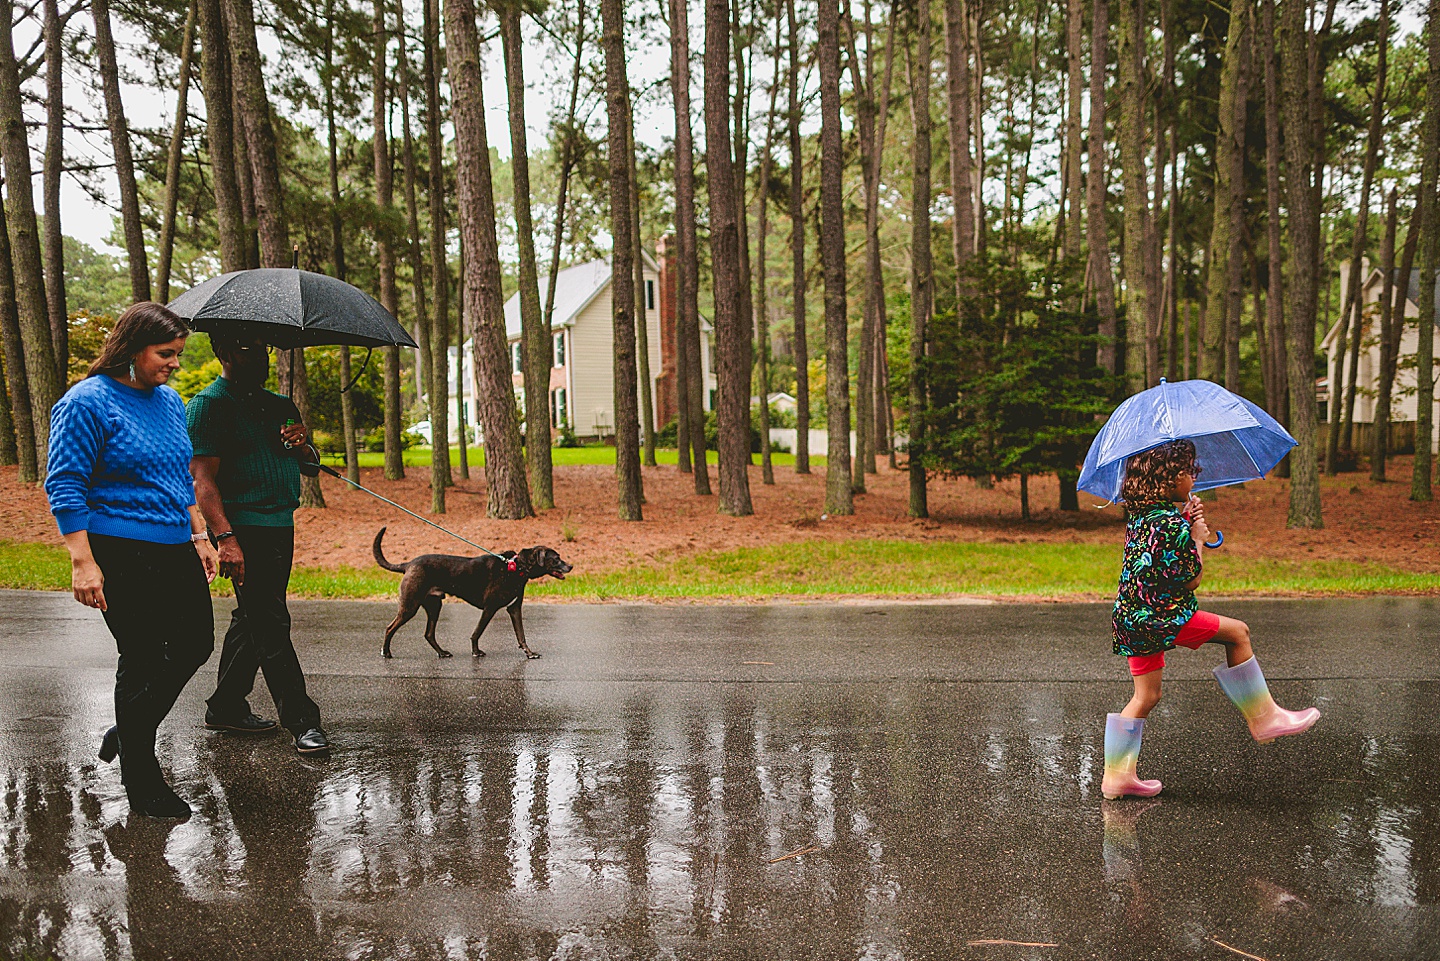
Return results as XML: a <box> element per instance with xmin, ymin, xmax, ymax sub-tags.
<box><xmin>1127</xmin><ymin>610</ymin><xmax>1221</xmax><ymax>676</ymax></box>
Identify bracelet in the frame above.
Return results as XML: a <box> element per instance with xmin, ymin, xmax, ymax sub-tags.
<box><xmin>213</xmin><ymin>531</ymin><xmax>237</xmax><ymax>542</ymax></box>
<box><xmin>190</xmin><ymin>530</ymin><xmax>210</xmax><ymax>543</ymax></box>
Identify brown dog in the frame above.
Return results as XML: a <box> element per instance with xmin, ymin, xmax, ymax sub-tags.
<box><xmin>372</xmin><ymin>527</ymin><xmax>573</xmax><ymax>659</ymax></box>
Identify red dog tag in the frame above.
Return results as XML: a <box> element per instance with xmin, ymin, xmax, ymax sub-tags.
<box><xmin>507</xmin><ymin>559</ymin><xmax>517</xmax><ymax>572</ymax></box>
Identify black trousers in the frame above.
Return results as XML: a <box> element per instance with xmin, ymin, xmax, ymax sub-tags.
<box><xmin>89</xmin><ymin>534</ymin><xmax>215</xmax><ymax>793</ymax></box>
<box><xmin>209</xmin><ymin>525</ymin><xmax>321</xmax><ymax>735</ymax></box>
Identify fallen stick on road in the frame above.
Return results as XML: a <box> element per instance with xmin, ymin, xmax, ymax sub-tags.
<box><xmin>965</xmin><ymin>939</ymin><xmax>1058</xmax><ymax>948</ymax></box>
<box><xmin>766</xmin><ymin>845</ymin><xmax>820</xmax><ymax>864</ymax></box>
<box><xmin>1209</xmin><ymin>938</ymin><xmax>1268</xmax><ymax>961</ymax></box>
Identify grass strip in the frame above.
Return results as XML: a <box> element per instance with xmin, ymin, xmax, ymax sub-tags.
<box><xmin>5</xmin><ymin>539</ymin><xmax>1435</xmax><ymax>602</ymax></box>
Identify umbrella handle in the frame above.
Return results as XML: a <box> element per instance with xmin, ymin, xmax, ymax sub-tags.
<box><xmin>1204</xmin><ymin>530</ymin><xmax>1224</xmax><ymax>550</ymax></box>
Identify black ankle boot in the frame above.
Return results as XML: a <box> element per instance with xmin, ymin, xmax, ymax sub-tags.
<box><xmin>126</xmin><ymin>782</ymin><xmax>191</xmax><ymax>819</ymax></box>
<box><xmin>98</xmin><ymin>726</ymin><xmax>119</xmax><ymax>763</ymax></box>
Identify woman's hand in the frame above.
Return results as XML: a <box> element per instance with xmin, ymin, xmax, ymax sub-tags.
<box><xmin>195</xmin><ymin>537</ymin><xmax>220</xmax><ymax>583</ymax></box>
<box><xmin>72</xmin><ymin>556</ymin><xmax>106</xmax><ymax>611</ymax></box>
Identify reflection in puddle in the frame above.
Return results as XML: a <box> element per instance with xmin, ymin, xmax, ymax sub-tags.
<box><xmin>0</xmin><ymin>679</ymin><xmax>1438</xmax><ymax>959</ymax></box>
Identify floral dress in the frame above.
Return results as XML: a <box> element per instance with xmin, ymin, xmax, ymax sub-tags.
<box><xmin>1112</xmin><ymin>502</ymin><xmax>1203</xmax><ymax>657</ymax></box>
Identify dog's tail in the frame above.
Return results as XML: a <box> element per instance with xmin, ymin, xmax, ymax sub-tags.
<box><xmin>372</xmin><ymin>527</ymin><xmax>409</xmax><ymax>573</ymax></box>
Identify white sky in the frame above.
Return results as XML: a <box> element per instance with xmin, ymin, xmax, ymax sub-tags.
<box><xmin>30</xmin><ymin>0</ymin><xmax>1422</xmax><ymax>257</ymax></box>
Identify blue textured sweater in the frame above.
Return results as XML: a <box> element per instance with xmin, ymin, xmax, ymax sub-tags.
<box><xmin>45</xmin><ymin>375</ymin><xmax>196</xmax><ymax>545</ymax></box>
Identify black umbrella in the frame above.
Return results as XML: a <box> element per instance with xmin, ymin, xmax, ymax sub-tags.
<box><xmin>167</xmin><ymin>268</ymin><xmax>418</xmax><ymax>350</ymax></box>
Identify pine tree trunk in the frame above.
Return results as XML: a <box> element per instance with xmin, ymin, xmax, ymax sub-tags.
<box><xmin>787</xmin><ymin>0</ymin><xmax>810</xmax><ymax>476</ymax></box>
<box><xmin>455</xmin><ymin>285</ymin><xmax>469</xmax><ymax>479</ymax></box>
<box><xmin>424</xmin><ymin>0</ymin><xmax>455</xmax><ymax>485</ymax></box>
<box><xmin>754</xmin><ymin>17</ymin><xmax>782</xmax><ymax>487</ymax></box>
<box><xmin>816</xmin><ymin>0</ymin><xmax>852</xmax><ymax>515</ymax></box>
<box><xmin>499</xmin><ymin>4</ymin><xmax>555</xmax><ymax>508</ymax></box>
<box><xmin>157</xmin><ymin>0</ymin><xmax>197</xmax><ymax>306</ymax></box>
<box><xmin>42</xmin><ymin>0</ymin><xmax>65</xmax><ymax>381</ymax></box>
<box><xmin>1203</xmin><ymin>6</ymin><xmax>1238</xmax><ymax>383</ymax></box>
<box><xmin>731</xmin><ymin>0</ymin><xmax>755</xmax><ymax>475</ymax></box>
<box><xmin>1333</xmin><ymin>0</ymin><xmax>1388</xmax><ymax>464</ymax></box>
<box><xmin>1063</xmin><ymin>0</ymin><xmax>1084</xmax><ymax>264</ymax></box>
<box><xmin>666</xmin><ymin>8</ymin><xmax>692</xmax><ymax>476</ymax></box>
<box><xmin>0</xmin><ymin>4</ymin><xmax>57</xmax><ymax>468</ymax></box>
<box><xmin>0</xmin><ymin>193</ymin><xmax>34</xmax><ymax>478</ymax></box>
<box><xmin>628</xmin><ymin>108</ymin><xmax>655</xmax><ymax>470</ymax></box>
<box><xmin>367</xmin><ymin>0</ymin><xmax>403</xmax><ymax>483</ymax></box>
<box><xmin>944</xmin><ymin>0</ymin><xmax>975</xmax><ymax>302</ymax></box>
<box><xmin>227</xmin><ymin>0</ymin><xmax>287</xmax><ymax>268</ymax></box>
<box><xmin>599</xmin><ymin>0</ymin><xmax>644</xmax><ymax>519</ymax></box>
<box><xmin>232</xmin><ymin>86</ymin><xmax>260</xmax><ymax>270</ymax></box>
<box><xmin>231</xmin><ymin>82</ymin><xmax>260</xmax><ymax>270</ymax></box>
<box><xmin>1371</xmin><ymin>188</ymin><xmax>1399</xmax><ymax>482</ymax></box>
<box><xmin>706</xmin><ymin>0</ymin><xmax>754</xmax><ymax>516</ymax></box>
<box><xmin>847</xmin><ymin>7</ymin><xmax>897</xmax><ymax>486</ymax></box>
<box><xmin>547</xmin><ymin>0</ymin><xmax>585</xmax><ymax>452</ymax></box>
<box><xmin>909</xmin><ymin>0</ymin><xmax>933</xmax><ymax>518</ymax></box>
<box><xmin>1087</xmin><ymin>0</ymin><xmax>1118</xmax><ymax>376</ymax></box>
<box><xmin>197</xmin><ymin>0</ymin><xmax>245</xmax><ymax>272</ymax></box>
<box><xmin>445</xmin><ymin>0</ymin><xmax>533</xmax><ymax>519</ymax></box>
<box><xmin>323</xmin><ymin>0</ymin><xmax>359</xmax><ymax>485</ymax></box>
<box><xmin>843</xmin><ymin>10</ymin><xmax>872</xmax><ymax>489</ymax></box>
<box><xmin>1383</xmin><ymin>196</ymin><xmax>1420</xmax><ymax>472</ymax></box>
<box><xmin>670</xmin><ymin>0</ymin><xmax>711</xmax><ymax>492</ymax></box>
<box><xmin>1116</xmin><ymin>0</ymin><xmax>1157</xmax><ymax>393</ymax></box>
<box><xmin>93</xmin><ymin>0</ymin><xmax>150</xmax><ymax>303</ymax></box>
<box><xmin>1278</xmin><ymin>0</ymin><xmax>1323</xmax><ymax>526</ymax></box>
<box><xmin>1223</xmin><ymin>2</ymin><xmax>1251</xmax><ymax>391</ymax></box>
<box><xmin>1163</xmin><ymin>15</ymin><xmax>1179</xmax><ymax>381</ymax></box>
<box><xmin>1262</xmin><ymin>0</ymin><xmax>1287</xmax><ymax>426</ymax></box>
<box><xmin>396</xmin><ymin>11</ymin><xmax>442</xmax><ymax>506</ymax></box>
<box><xmin>1412</xmin><ymin>0</ymin><xmax>1440</xmax><ymax>502</ymax></box>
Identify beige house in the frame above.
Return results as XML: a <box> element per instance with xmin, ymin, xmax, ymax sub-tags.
<box><xmin>1322</xmin><ymin>263</ymin><xmax>1440</xmax><ymax>447</ymax></box>
<box><xmin>443</xmin><ymin>253</ymin><xmax>715</xmax><ymax>443</ymax></box>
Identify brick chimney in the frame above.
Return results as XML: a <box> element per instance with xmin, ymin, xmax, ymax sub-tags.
<box><xmin>655</xmin><ymin>234</ymin><xmax>679</xmax><ymax>428</ymax></box>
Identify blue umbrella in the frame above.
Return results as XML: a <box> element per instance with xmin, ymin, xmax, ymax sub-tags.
<box><xmin>1078</xmin><ymin>379</ymin><xmax>1296</xmax><ymax>526</ymax></box>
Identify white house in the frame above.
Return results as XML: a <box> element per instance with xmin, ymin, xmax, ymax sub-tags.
<box><xmin>438</xmin><ymin>250</ymin><xmax>715</xmax><ymax>443</ymax></box>
<box><xmin>1322</xmin><ymin>262</ymin><xmax>1440</xmax><ymax>447</ymax></box>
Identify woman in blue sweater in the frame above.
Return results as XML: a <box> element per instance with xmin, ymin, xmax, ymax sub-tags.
<box><xmin>45</xmin><ymin>302</ymin><xmax>219</xmax><ymax>818</ymax></box>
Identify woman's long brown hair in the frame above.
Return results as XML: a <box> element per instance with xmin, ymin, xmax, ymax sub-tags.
<box><xmin>1120</xmin><ymin>440</ymin><xmax>1200</xmax><ymax>506</ymax></box>
<box><xmin>86</xmin><ymin>302</ymin><xmax>191</xmax><ymax>379</ymax></box>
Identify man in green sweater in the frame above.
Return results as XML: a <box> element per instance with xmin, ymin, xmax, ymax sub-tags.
<box><xmin>187</xmin><ymin>335</ymin><xmax>329</xmax><ymax>755</ymax></box>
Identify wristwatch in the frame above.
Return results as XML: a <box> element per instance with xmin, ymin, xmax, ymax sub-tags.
<box><xmin>214</xmin><ymin>531</ymin><xmax>237</xmax><ymax>543</ymax></box>
<box><xmin>190</xmin><ymin>530</ymin><xmax>210</xmax><ymax>543</ymax></box>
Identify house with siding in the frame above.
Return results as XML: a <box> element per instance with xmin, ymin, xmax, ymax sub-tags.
<box><xmin>443</xmin><ymin>245</ymin><xmax>715</xmax><ymax>442</ymax></box>
<box><xmin>1321</xmin><ymin>263</ymin><xmax>1440</xmax><ymax>450</ymax></box>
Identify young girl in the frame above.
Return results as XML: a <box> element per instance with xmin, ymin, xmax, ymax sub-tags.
<box><xmin>1101</xmin><ymin>439</ymin><xmax>1320</xmax><ymax>800</ymax></box>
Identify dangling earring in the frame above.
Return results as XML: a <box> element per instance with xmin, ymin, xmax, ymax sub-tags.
<box><xmin>128</xmin><ymin>362</ymin><xmax>136</xmax><ymax>383</ymax></box>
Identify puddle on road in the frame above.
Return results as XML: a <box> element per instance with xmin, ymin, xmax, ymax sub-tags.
<box><xmin>1</xmin><ymin>679</ymin><xmax>1438</xmax><ymax>959</ymax></box>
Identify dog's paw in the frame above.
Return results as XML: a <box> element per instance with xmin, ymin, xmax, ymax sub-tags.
<box><xmin>525</xmin><ymin>651</ymin><xmax>542</xmax><ymax>660</ymax></box>
<box><xmin>472</xmin><ymin>649</ymin><xmax>486</xmax><ymax>658</ymax></box>
<box><xmin>438</xmin><ymin>649</ymin><xmax>453</xmax><ymax>659</ymax></box>
<box><xmin>382</xmin><ymin>650</ymin><xmax>393</xmax><ymax>659</ymax></box>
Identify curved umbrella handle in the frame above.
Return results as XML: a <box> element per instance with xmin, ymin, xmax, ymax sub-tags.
<box><xmin>1204</xmin><ymin>530</ymin><xmax>1224</xmax><ymax>550</ymax></box>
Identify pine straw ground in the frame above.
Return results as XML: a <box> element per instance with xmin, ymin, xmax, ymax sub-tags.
<box><xmin>2</xmin><ymin>453</ymin><xmax>1437</xmax><ymax>601</ymax></box>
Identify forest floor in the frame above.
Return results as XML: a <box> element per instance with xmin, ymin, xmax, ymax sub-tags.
<box><xmin>4</xmin><ymin>451</ymin><xmax>1438</xmax><ymax>601</ymax></box>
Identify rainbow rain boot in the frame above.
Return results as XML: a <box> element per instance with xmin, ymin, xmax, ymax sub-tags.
<box><xmin>1212</xmin><ymin>656</ymin><xmax>1320</xmax><ymax>744</ymax></box>
<box><xmin>1101</xmin><ymin>713</ymin><xmax>1163</xmax><ymax>800</ymax></box>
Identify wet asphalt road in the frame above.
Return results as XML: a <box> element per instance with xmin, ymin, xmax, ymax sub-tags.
<box><xmin>0</xmin><ymin>589</ymin><xmax>1437</xmax><ymax>960</ymax></box>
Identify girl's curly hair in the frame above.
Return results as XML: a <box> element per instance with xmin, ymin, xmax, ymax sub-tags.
<box><xmin>1120</xmin><ymin>439</ymin><xmax>1200</xmax><ymax>505</ymax></box>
